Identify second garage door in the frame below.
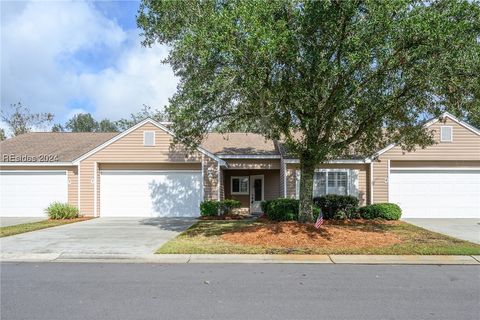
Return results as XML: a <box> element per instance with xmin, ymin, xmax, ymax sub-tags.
<box><xmin>100</xmin><ymin>170</ymin><xmax>202</xmax><ymax>217</ymax></box>
<box><xmin>389</xmin><ymin>169</ymin><xmax>480</xmax><ymax>218</ymax></box>
<box><xmin>0</xmin><ymin>171</ymin><xmax>68</xmax><ymax>217</ymax></box>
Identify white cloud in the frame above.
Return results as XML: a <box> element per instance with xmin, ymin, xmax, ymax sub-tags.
<box><xmin>79</xmin><ymin>31</ymin><xmax>177</xmax><ymax>120</ymax></box>
<box><xmin>1</xmin><ymin>0</ymin><xmax>178</xmax><ymax>124</ymax></box>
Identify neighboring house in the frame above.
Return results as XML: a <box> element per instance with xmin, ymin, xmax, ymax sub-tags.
<box><xmin>0</xmin><ymin>112</ymin><xmax>479</xmax><ymax>219</ymax></box>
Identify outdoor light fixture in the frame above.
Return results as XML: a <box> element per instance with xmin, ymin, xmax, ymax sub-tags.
<box><xmin>207</xmin><ymin>167</ymin><xmax>216</xmax><ymax>179</ymax></box>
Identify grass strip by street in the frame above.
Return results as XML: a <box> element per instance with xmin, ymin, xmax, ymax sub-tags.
<box><xmin>157</xmin><ymin>220</ymin><xmax>480</xmax><ymax>255</ymax></box>
<box><xmin>0</xmin><ymin>218</ymin><xmax>91</xmax><ymax>238</ymax></box>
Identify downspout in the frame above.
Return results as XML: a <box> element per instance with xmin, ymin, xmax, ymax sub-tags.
<box><xmin>77</xmin><ymin>163</ymin><xmax>81</xmax><ymax>211</ymax></box>
<box><xmin>369</xmin><ymin>162</ymin><xmax>373</xmax><ymax>205</ymax></box>
<box><xmin>217</xmin><ymin>163</ymin><xmax>221</xmax><ymax>201</ymax></box>
<box><xmin>93</xmin><ymin>162</ymin><xmax>98</xmax><ymax>217</ymax></box>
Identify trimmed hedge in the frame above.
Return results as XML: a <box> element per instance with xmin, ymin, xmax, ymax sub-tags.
<box><xmin>200</xmin><ymin>200</ymin><xmax>220</xmax><ymax>216</ymax></box>
<box><xmin>221</xmin><ymin>199</ymin><xmax>241</xmax><ymax>214</ymax></box>
<box><xmin>261</xmin><ymin>198</ymin><xmax>300</xmax><ymax>221</ymax></box>
<box><xmin>313</xmin><ymin>195</ymin><xmax>359</xmax><ymax>219</ymax></box>
<box><xmin>200</xmin><ymin>199</ymin><xmax>241</xmax><ymax>217</ymax></box>
<box><xmin>359</xmin><ymin>203</ymin><xmax>402</xmax><ymax>220</ymax></box>
<box><xmin>45</xmin><ymin>202</ymin><xmax>79</xmax><ymax>219</ymax></box>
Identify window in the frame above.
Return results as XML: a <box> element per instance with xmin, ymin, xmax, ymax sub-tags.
<box><xmin>440</xmin><ymin>126</ymin><xmax>453</xmax><ymax>142</ymax></box>
<box><xmin>327</xmin><ymin>171</ymin><xmax>348</xmax><ymax>195</ymax></box>
<box><xmin>313</xmin><ymin>171</ymin><xmax>326</xmax><ymax>197</ymax></box>
<box><xmin>296</xmin><ymin>169</ymin><xmax>358</xmax><ymax>199</ymax></box>
<box><xmin>143</xmin><ymin>131</ymin><xmax>155</xmax><ymax>146</ymax></box>
<box><xmin>231</xmin><ymin>176</ymin><xmax>249</xmax><ymax>194</ymax></box>
<box><xmin>312</xmin><ymin>170</ymin><xmax>348</xmax><ymax>197</ymax></box>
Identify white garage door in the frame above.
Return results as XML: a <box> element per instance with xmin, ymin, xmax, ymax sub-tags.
<box><xmin>100</xmin><ymin>170</ymin><xmax>202</xmax><ymax>217</ymax></box>
<box><xmin>390</xmin><ymin>169</ymin><xmax>480</xmax><ymax>218</ymax></box>
<box><xmin>0</xmin><ymin>171</ymin><xmax>68</xmax><ymax>217</ymax></box>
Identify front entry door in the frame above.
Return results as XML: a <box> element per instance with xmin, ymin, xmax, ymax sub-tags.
<box><xmin>250</xmin><ymin>175</ymin><xmax>264</xmax><ymax>213</ymax></box>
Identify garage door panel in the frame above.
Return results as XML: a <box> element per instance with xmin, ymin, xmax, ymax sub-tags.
<box><xmin>100</xmin><ymin>171</ymin><xmax>201</xmax><ymax>217</ymax></box>
<box><xmin>0</xmin><ymin>171</ymin><xmax>68</xmax><ymax>217</ymax></box>
<box><xmin>390</xmin><ymin>169</ymin><xmax>480</xmax><ymax>218</ymax></box>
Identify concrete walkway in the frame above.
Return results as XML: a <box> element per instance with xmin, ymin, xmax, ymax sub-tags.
<box><xmin>404</xmin><ymin>218</ymin><xmax>480</xmax><ymax>244</ymax></box>
<box><xmin>0</xmin><ymin>217</ymin><xmax>45</xmax><ymax>227</ymax></box>
<box><xmin>0</xmin><ymin>217</ymin><xmax>195</xmax><ymax>256</ymax></box>
<box><xmin>1</xmin><ymin>253</ymin><xmax>479</xmax><ymax>265</ymax></box>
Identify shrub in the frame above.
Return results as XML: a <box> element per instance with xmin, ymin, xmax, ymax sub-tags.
<box><xmin>313</xmin><ymin>195</ymin><xmax>359</xmax><ymax>219</ymax></box>
<box><xmin>260</xmin><ymin>200</ymin><xmax>272</xmax><ymax>213</ymax></box>
<box><xmin>45</xmin><ymin>202</ymin><xmax>79</xmax><ymax>219</ymax></box>
<box><xmin>359</xmin><ymin>203</ymin><xmax>402</xmax><ymax>220</ymax></box>
<box><xmin>221</xmin><ymin>199</ymin><xmax>241</xmax><ymax>215</ymax></box>
<box><xmin>263</xmin><ymin>198</ymin><xmax>300</xmax><ymax>221</ymax></box>
<box><xmin>200</xmin><ymin>199</ymin><xmax>242</xmax><ymax>216</ymax></box>
<box><xmin>200</xmin><ymin>200</ymin><xmax>220</xmax><ymax>217</ymax></box>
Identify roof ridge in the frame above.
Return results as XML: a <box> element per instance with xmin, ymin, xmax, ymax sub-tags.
<box><xmin>22</xmin><ymin>131</ymin><xmax>118</xmax><ymax>134</ymax></box>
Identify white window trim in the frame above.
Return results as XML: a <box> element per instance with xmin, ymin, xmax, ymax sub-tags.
<box><xmin>231</xmin><ymin>176</ymin><xmax>249</xmax><ymax>195</ymax></box>
<box><xmin>318</xmin><ymin>169</ymin><xmax>350</xmax><ymax>197</ymax></box>
<box><xmin>143</xmin><ymin>131</ymin><xmax>156</xmax><ymax>146</ymax></box>
<box><xmin>440</xmin><ymin>126</ymin><xmax>453</xmax><ymax>142</ymax></box>
<box><xmin>295</xmin><ymin>169</ymin><xmax>351</xmax><ymax>199</ymax></box>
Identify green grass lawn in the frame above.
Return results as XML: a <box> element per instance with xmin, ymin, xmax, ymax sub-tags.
<box><xmin>0</xmin><ymin>218</ymin><xmax>90</xmax><ymax>238</ymax></box>
<box><xmin>157</xmin><ymin>220</ymin><xmax>480</xmax><ymax>255</ymax></box>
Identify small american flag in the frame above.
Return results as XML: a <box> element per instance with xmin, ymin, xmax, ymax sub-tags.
<box><xmin>314</xmin><ymin>210</ymin><xmax>324</xmax><ymax>229</ymax></box>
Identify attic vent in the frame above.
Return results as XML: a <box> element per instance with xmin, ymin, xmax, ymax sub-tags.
<box><xmin>143</xmin><ymin>131</ymin><xmax>155</xmax><ymax>146</ymax></box>
<box><xmin>440</xmin><ymin>126</ymin><xmax>453</xmax><ymax>142</ymax></box>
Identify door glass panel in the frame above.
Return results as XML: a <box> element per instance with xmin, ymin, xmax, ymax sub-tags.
<box><xmin>254</xmin><ymin>179</ymin><xmax>262</xmax><ymax>201</ymax></box>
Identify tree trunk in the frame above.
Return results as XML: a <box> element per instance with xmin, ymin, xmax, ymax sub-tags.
<box><xmin>298</xmin><ymin>158</ymin><xmax>316</xmax><ymax>223</ymax></box>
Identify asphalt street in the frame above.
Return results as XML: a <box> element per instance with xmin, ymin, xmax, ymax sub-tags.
<box><xmin>1</xmin><ymin>262</ymin><xmax>479</xmax><ymax>320</ymax></box>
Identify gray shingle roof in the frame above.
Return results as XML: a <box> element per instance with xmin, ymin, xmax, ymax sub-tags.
<box><xmin>0</xmin><ymin>132</ymin><xmax>117</xmax><ymax>162</ymax></box>
<box><xmin>201</xmin><ymin>133</ymin><xmax>279</xmax><ymax>155</ymax></box>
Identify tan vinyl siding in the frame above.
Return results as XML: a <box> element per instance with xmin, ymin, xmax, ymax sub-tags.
<box><xmin>390</xmin><ymin>160</ymin><xmax>480</xmax><ymax>168</ymax></box>
<box><xmin>279</xmin><ymin>158</ymin><xmax>286</xmax><ymax>197</ymax></box>
<box><xmin>223</xmin><ymin>169</ymin><xmax>280</xmax><ymax>209</ymax></box>
<box><xmin>285</xmin><ymin>163</ymin><xmax>369</xmax><ymax>206</ymax></box>
<box><xmin>79</xmin><ymin>123</ymin><xmax>213</xmax><ymax>217</ymax></box>
<box><xmin>224</xmin><ymin>159</ymin><xmax>280</xmax><ymax>169</ymax></box>
<box><xmin>99</xmin><ymin>163</ymin><xmax>201</xmax><ymax>170</ymax></box>
<box><xmin>372</xmin><ymin>118</ymin><xmax>480</xmax><ymax>203</ymax></box>
<box><xmin>203</xmin><ymin>155</ymin><xmax>220</xmax><ymax>201</ymax></box>
<box><xmin>286</xmin><ymin>166</ymin><xmax>297</xmax><ymax>199</ymax></box>
<box><xmin>0</xmin><ymin>165</ymin><xmax>78</xmax><ymax>207</ymax></box>
<box><xmin>371</xmin><ymin>160</ymin><xmax>389</xmax><ymax>204</ymax></box>
<box><xmin>219</xmin><ymin>169</ymin><xmax>225</xmax><ymax>201</ymax></box>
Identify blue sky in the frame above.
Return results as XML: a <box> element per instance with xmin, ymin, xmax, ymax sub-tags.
<box><xmin>1</xmin><ymin>0</ymin><xmax>178</xmax><ymax>125</ymax></box>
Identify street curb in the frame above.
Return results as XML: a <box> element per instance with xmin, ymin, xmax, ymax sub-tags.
<box><xmin>1</xmin><ymin>253</ymin><xmax>479</xmax><ymax>265</ymax></box>
<box><xmin>329</xmin><ymin>255</ymin><xmax>479</xmax><ymax>265</ymax></box>
<box><xmin>188</xmin><ymin>254</ymin><xmax>332</xmax><ymax>264</ymax></box>
<box><xmin>0</xmin><ymin>253</ymin><xmax>61</xmax><ymax>262</ymax></box>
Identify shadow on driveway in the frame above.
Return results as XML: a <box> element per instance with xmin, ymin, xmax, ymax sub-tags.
<box><xmin>139</xmin><ymin>217</ymin><xmax>197</xmax><ymax>232</ymax></box>
<box><xmin>403</xmin><ymin>218</ymin><xmax>480</xmax><ymax>244</ymax></box>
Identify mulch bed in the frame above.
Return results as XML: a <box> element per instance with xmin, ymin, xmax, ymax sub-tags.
<box><xmin>221</xmin><ymin>220</ymin><xmax>401</xmax><ymax>249</ymax></box>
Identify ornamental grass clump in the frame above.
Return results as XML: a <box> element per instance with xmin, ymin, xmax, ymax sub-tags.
<box><xmin>45</xmin><ymin>202</ymin><xmax>79</xmax><ymax>219</ymax></box>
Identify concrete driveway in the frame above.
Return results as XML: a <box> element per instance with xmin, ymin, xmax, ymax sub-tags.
<box><xmin>403</xmin><ymin>218</ymin><xmax>480</xmax><ymax>244</ymax></box>
<box><xmin>0</xmin><ymin>217</ymin><xmax>195</xmax><ymax>258</ymax></box>
<box><xmin>0</xmin><ymin>217</ymin><xmax>45</xmax><ymax>227</ymax></box>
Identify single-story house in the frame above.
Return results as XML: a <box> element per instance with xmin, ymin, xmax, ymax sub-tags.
<box><xmin>1</xmin><ymin>112</ymin><xmax>479</xmax><ymax>219</ymax></box>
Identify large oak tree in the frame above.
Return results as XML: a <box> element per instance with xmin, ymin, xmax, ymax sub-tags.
<box><xmin>138</xmin><ymin>0</ymin><xmax>480</xmax><ymax>222</ymax></box>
